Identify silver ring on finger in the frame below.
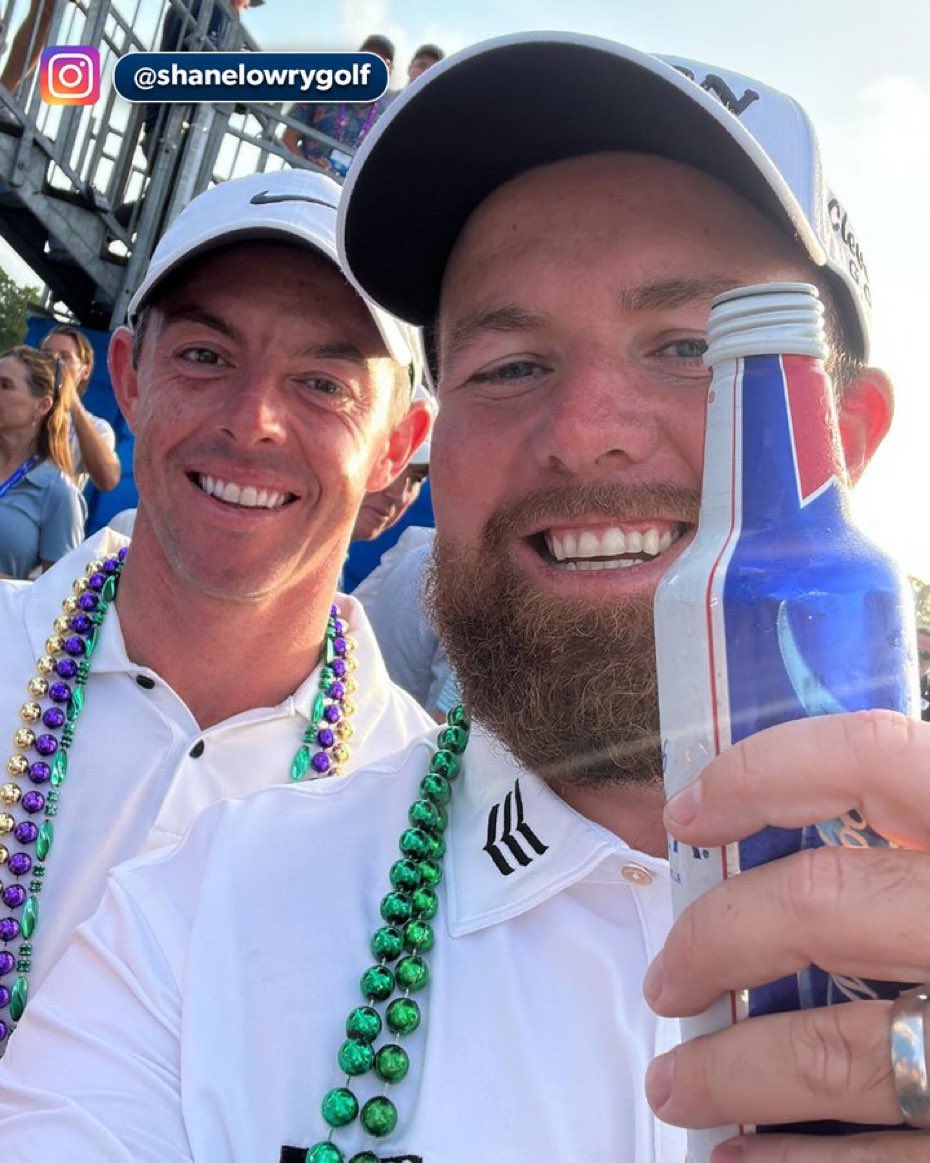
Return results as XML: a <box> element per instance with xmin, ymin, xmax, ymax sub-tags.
<box><xmin>890</xmin><ymin>984</ymin><xmax>930</xmax><ymax>1128</ymax></box>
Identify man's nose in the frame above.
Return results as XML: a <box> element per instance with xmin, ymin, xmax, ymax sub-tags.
<box><xmin>218</xmin><ymin>370</ymin><xmax>288</xmax><ymax>446</ymax></box>
<box><xmin>527</xmin><ymin>354</ymin><xmax>661</xmax><ymax>475</ymax></box>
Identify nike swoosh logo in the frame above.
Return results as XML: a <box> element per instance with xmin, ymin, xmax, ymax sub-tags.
<box><xmin>250</xmin><ymin>191</ymin><xmax>337</xmax><ymax>209</ymax></box>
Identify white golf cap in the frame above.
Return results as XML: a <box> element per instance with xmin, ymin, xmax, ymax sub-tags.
<box><xmin>339</xmin><ymin>32</ymin><xmax>872</xmax><ymax>359</ymax></box>
<box><xmin>128</xmin><ymin>168</ymin><xmax>422</xmax><ymax>377</ymax></box>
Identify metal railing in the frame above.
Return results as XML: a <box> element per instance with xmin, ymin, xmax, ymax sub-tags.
<box><xmin>0</xmin><ymin>0</ymin><xmax>352</xmax><ymax>328</ymax></box>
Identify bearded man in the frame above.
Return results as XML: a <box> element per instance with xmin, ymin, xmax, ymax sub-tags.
<box><xmin>0</xmin><ymin>34</ymin><xmax>926</xmax><ymax>1163</ymax></box>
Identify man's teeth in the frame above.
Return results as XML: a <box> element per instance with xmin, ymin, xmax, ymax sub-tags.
<box><xmin>197</xmin><ymin>474</ymin><xmax>290</xmax><ymax>509</ymax></box>
<box><xmin>545</xmin><ymin>525</ymin><xmax>680</xmax><ymax>566</ymax></box>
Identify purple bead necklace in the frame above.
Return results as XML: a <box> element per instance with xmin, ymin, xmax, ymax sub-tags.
<box><xmin>0</xmin><ymin>549</ymin><xmax>358</xmax><ymax>1046</ymax></box>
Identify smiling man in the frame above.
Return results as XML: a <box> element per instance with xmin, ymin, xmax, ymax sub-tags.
<box><xmin>0</xmin><ymin>166</ymin><xmax>432</xmax><ymax>1054</ymax></box>
<box><xmin>0</xmin><ymin>33</ymin><xmax>927</xmax><ymax>1163</ymax></box>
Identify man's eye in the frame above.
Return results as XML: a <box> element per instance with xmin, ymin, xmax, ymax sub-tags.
<box><xmin>468</xmin><ymin>359</ymin><xmax>541</xmax><ymax>384</ymax></box>
<box><xmin>655</xmin><ymin>338</ymin><xmax>708</xmax><ymax>361</ymax></box>
<box><xmin>180</xmin><ymin>347</ymin><xmax>223</xmax><ymax>366</ymax></box>
<box><xmin>300</xmin><ymin>377</ymin><xmax>344</xmax><ymax>396</ymax></box>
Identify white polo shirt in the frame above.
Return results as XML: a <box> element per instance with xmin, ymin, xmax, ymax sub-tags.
<box><xmin>0</xmin><ymin>527</ymin><xmax>433</xmax><ymax>1023</ymax></box>
<box><xmin>0</xmin><ymin>723</ymin><xmax>685</xmax><ymax>1162</ymax></box>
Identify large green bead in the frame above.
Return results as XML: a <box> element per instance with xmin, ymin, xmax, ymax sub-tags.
<box><xmin>66</xmin><ymin>686</ymin><xmax>84</xmax><ymax>723</ymax></box>
<box><xmin>395</xmin><ymin>956</ymin><xmax>429</xmax><ymax>993</ymax></box>
<box><xmin>360</xmin><ymin>1095</ymin><xmax>397</xmax><ymax>1138</ymax></box>
<box><xmin>322</xmin><ymin>1086</ymin><xmax>359</xmax><ymax>1128</ymax></box>
<box><xmin>388</xmin><ymin>859</ymin><xmax>421</xmax><ymax>891</ymax></box>
<box><xmin>411</xmin><ymin>887</ymin><xmax>438</xmax><ymax>920</ymax></box>
<box><xmin>398</xmin><ymin>827</ymin><xmax>430</xmax><ymax>860</ymax></box>
<box><xmin>21</xmin><ymin>895</ymin><xmax>37</xmax><ymax>939</ymax></box>
<box><xmin>417</xmin><ymin>859</ymin><xmax>442</xmax><ymax>887</ymax></box>
<box><xmin>408</xmin><ymin>799</ymin><xmax>442</xmax><ymax>834</ymax></box>
<box><xmin>50</xmin><ymin>749</ymin><xmax>68</xmax><ymax>786</ymax></box>
<box><xmin>447</xmin><ymin>704</ymin><xmax>471</xmax><ymax>730</ymax></box>
<box><xmin>337</xmin><ymin>1038</ymin><xmax>375</xmax><ymax>1077</ymax></box>
<box><xmin>359</xmin><ymin>964</ymin><xmax>394</xmax><ymax>1001</ymax></box>
<box><xmin>428</xmin><ymin>749</ymin><xmax>459</xmax><ymax>780</ymax></box>
<box><xmin>437</xmin><ymin>725</ymin><xmax>468</xmax><ymax>755</ymax></box>
<box><xmin>35</xmin><ymin>821</ymin><xmax>53</xmax><ymax>860</ymax></box>
<box><xmin>379</xmin><ymin>892</ymin><xmax>412</xmax><ymax>925</ymax></box>
<box><xmin>386</xmin><ymin>997</ymin><xmax>420</xmax><ymax>1035</ymax></box>
<box><xmin>100</xmin><ymin>576</ymin><xmax>117</xmax><ymax>603</ymax></box>
<box><xmin>426</xmin><ymin>834</ymin><xmax>445</xmax><ymax>860</ymax></box>
<box><xmin>311</xmin><ymin>692</ymin><xmax>327</xmax><ymax>725</ymax></box>
<box><xmin>374</xmin><ymin>1043</ymin><xmax>409</xmax><ymax>1084</ymax></box>
<box><xmin>420</xmin><ymin>771</ymin><xmax>451</xmax><ymax>806</ymax></box>
<box><xmin>305</xmin><ymin>1142</ymin><xmax>343</xmax><ymax>1163</ymax></box>
<box><xmin>403</xmin><ymin>919</ymin><xmax>434</xmax><ymax>953</ymax></box>
<box><xmin>370</xmin><ymin>926</ymin><xmax>403</xmax><ymax>961</ymax></box>
<box><xmin>345</xmin><ymin>1005</ymin><xmax>382</xmax><ymax>1043</ymax></box>
<box><xmin>9</xmin><ymin>975</ymin><xmax>27</xmax><ymax>1022</ymax></box>
<box><xmin>290</xmin><ymin>744</ymin><xmax>312</xmax><ymax>782</ymax></box>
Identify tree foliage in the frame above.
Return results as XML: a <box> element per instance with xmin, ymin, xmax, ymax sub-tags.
<box><xmin>909</xmin><ymin>575</ymin><xmax>930</xmax><ymax>629</ymax></box>
<box><xmin>0</xmin><ymin>269</ymin><xmax>40</xmax><ymax>352</ymax></box>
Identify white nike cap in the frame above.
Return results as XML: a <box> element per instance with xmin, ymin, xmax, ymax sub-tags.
<box><xmin>340</xmin><ymin>32</ymin><xmax>872</xmax><ymax>359</ymax></box>
<box><xmin>128</xmin><ymin>168</ymin><xmax>422</xmax><ymax>377</ymax></box>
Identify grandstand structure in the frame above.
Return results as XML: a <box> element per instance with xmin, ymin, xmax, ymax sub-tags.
<box><xmin>0</xmin><ymin>0</ymin><xmax>336</xmax><ymax>329</ymax></box>
<box><xmin>0</xmin><ymin>0</ymin><xmax>345</xmax><ymax>526</ymax></box>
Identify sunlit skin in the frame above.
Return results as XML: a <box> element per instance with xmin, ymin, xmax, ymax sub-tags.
<box><xmin>433</xmin><ymin>152</ymin><xmax>892</xmax><ymax>852</ymax></box>
<box><xmin>108</xmin><ymin>241</ymin><xmax>428</xmax><ymax>727</ymax></box>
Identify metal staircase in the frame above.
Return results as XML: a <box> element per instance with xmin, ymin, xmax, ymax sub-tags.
<box><xmin>0</xmin><ymin>0</ymin><xmax>331</xmax><ymax>329</ymax></box>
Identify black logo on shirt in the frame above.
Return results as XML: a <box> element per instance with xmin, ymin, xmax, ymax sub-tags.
<box><xmin>250</xmin><ymin>191</ymin><xmax>337</xmax><ymax>209</ymax></box>
<box><xmin>281</xmin><ymin>1152</ymin><xmax>421</xmax><ymax>1162</ymax></box>
<box><xmin>483</xmin><ymin>779</ymin><xmax>548</xmax><ymax>876</ymax></box>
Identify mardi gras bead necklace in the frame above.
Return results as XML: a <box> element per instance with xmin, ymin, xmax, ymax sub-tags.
<box><xmin>0</xmin><ymin>548</ymin><xmax>359</xmax><ymax>1044</ymax></box>
<box><xmin>304</xmin><ymin>705</ymin><xmax>471</xmax><ymax>1163</ymax></box>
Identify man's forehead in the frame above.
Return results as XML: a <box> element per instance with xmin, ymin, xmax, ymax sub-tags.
<box><xmin>438</xmin><ymin>152</ymin><xmax>806</xmax><ymax>318</ymax></box>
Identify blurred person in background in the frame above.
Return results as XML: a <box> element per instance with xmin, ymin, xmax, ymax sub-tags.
<box><xmin>0</xmin><ymin>0</ymin><xmax>57</xmax><ymax>98</ymax></box>
<box><xmin>40</xmin><ymin>325</ymin><xmax>121</xmax><ymax>493</ymax></box>
<box><xmin>283</xmin><ymin>34</ymin><xmax>395</xmax><ymax>177</ymax></box>
<box><xmin>0</xmin><ymin>345</ymin><xmax>85</xmax><ymax>579</ymax></box>
<box><xmin>406</xmin><ymin>43</ymin><xmax>444</xmax><ymax>84</ymax></box>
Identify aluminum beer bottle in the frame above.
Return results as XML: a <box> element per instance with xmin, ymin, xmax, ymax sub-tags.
<box><xmin>654</xmin><ymin>282</ymin><xmax>919</xmax><ymax>1157</ymax></box>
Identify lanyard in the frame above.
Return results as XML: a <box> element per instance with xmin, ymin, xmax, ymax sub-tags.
<box><xmin>0</xmin><ymin>455</ymin><xmax>38</xmax><ymax>499</ymax></box>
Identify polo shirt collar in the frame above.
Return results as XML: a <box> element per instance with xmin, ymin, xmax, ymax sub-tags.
<box><xmin>445</xmin><ymin>723</ymin><xmax>658</xmax><ymax>936</ymax></box>
<box><xmin>20</xmin><ymin>528</ymin><xmax>398</xmax><ymax>739</ymax></box>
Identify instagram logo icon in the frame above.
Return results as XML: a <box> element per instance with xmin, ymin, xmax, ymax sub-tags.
<box><xmin>40</xmin><ymin>46</ymin><xmax>100</xmax><ymax>105</ymax></box>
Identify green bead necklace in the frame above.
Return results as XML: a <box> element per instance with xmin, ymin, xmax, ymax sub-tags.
<box><xmin>305</xmin><ymin>708</ymin><xmax>471</xmax><ymax>1163</ymax></box>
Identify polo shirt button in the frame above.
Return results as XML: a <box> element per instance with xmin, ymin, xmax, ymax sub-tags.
<box><xmin>621</xmin><ymin>863</ymin><xmax>653</xmax><ymax>886</ymax></box>
<box><xmin>135</xmin><ymin>675</ymin><xmax>155</xmax><ymax>689</ymax></box>
<box><xmin>189</xmin><ymin>740</ymin><xmax>205</xmax><ymax>758</ymax></box>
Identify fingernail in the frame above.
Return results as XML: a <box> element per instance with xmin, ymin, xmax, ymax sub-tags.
<box><xmin>664</xmin><ymin>779</ymin><xmax>701</xmax><ymax>827</ymax></box>
<box><xmin>642</xmin><ymin>950</ymin><xmax>665</xmax><ymax>1007</ymax></box>
<box><xmin>645</xmin><ymin>1050</ymin><xmax>676</xmax><ymax>1112</ymax></box>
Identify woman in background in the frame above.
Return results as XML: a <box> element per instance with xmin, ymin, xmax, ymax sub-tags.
<box><xmin>0</xmin><ymin>346</ymin><xmax>85</xmax><ymax>579</ymax></box>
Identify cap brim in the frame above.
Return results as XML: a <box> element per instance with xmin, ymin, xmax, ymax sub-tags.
<box><xmin>340</xmin><ymin>32</ymin><xmax>822</xmax><ymax>327</ymax></box>
<box><xmin>128</xmin><ymin>217</ymin><xmax>419</xmax><ymax>377</ymax></box>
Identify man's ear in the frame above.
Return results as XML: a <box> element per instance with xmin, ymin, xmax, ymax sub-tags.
<box><xmin>837</xmin><ymin>367</ymin><xmax>893</xmax><ymax>485</ymax></box>
<box><xmin>365</xmin><ymin>400</ymin><xmax>433</xmax><ymax>493</ymax></box>
<box><xmin>108</xmin><ymin>326</ymin><xmax>142</xmax><ymax>435</ymax></box>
